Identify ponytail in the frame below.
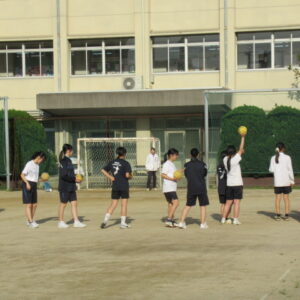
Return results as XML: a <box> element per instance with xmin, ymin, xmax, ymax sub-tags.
<box><xmin>226</xmin><ymin>145</ymin><xmax>237</xmax><ymax>172</ymax></box>
<box><xmin>59</xmin><ymin>144</ymin><xmax>73</xmax><ymax>162</ymax></box>
<box><xmin>227</xmin><ymin>156</ymin><xmax>232</xmax><ymax>172</ymax></box>
<box><xmin>275</xmin><ymin>142</ymin><xmax>285</xmax><ymax>164</ymax></box>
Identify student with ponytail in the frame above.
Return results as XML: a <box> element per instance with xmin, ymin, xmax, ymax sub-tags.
<box><xmin>221</xmin><ymin>134</ymin><xmax>246</xmax><ymax>225</ymax></box>
<box><xmin>269</xmin><ymin>142</ymin><xmax>294</xmax><ymax>221</ymax></box>
<box><xmin>58</xmin><ymin>144</ymin><xmax>86</xmax><ymax>228</ymax></box>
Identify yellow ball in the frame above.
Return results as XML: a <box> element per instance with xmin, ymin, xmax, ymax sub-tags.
<box><xmin>76</xmin><ymin>174</ymin><xmax>83</xmax><ymax>182</ymax></box>
<box><xmin>238</xmin><ymin>126</ymin><xmax>248</xmax><ymax>136</ymax></box>
<box><xmin>40</xmin><ymin>172</ymin><xmax>50</xmax><ymax>181</ymax></box>
<box><xmin>173</xmin><ymin>170</ymin><xmax>183</xmax><ymax>180</ymax></box>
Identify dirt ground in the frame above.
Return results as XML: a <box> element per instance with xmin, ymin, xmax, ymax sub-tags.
<box><xmin>0</xmin><ymin>189</ymin><xmax>300</xmax><ymax>300</ymax></box>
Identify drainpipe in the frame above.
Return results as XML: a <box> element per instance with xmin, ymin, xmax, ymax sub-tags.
<box><xmin>224</xmin><ymin>0</ymin><xmax>228</xmax><ymax>88</ymax></box>
<box><xmin>56</xmin><ymin>0</ymin><xmax>62</xmax><ymax>91</ymax></box>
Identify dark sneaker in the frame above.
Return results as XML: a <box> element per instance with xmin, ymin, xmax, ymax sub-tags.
<box><xmin>282</xmin><ymin>215</ymin><xmax>289</xmax><ymax>221</ymax></box>
<box><xmin>100</xmin><ymin>222</ymin><xmax>107</xmax><ymax>229</ymax></box>
<box><xmin>274</xmin><ymin>214</ymin><xmax>281</xmax><ymax>221</ymax></box>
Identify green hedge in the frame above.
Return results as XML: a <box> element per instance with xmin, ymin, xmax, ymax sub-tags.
<box><xmin>220</xmin><ymin>105</ymin><xmax>300</xmax><ymax>176</ymax></box>
<box><xmin>219</xmin><ymin>106</ymin><xmax>274</xmax><ymax>176</ymax></box>
<box><xmin>0</xmin><ymin>110</ymin><xmax>57</xmax><ymax>185</ymax></box>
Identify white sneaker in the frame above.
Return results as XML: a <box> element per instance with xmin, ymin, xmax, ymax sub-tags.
<box><xmin>73</xmin><ymin>221</ymin><xmax>87</xmax><ymax>228</ymax></box>
<box><xmin>58</xmin><ymin>221</ymin><xmax>69</xmax><ymax>228</ymax></box>
<box><xmin>226</xmin><ymin>218</ymin><xmax>232</xmax><ymax>224</ymax></box>
<box><xmin>146</xmin><ymin>188</ymin><xmax>150</xmax><ymax>191</ymax></box>
<box><xmin>221</xmin><ymin>217</ymin><xmax>226</xmax><ymax>224</ymax></box>
<box><xmin>29</xmin><ymin>222</ymin><xmax>39</xmax><ymax>228</ymax></box>
<box><xmin>233</xmin><ymin>219</ymin><xmax>242</xmax><ymax>225</ymax></box>
<box><xmin>31</xmin><ymin>220</ymin><xmax>39</xmax><ymax>227</ymax></box>
<box><xmin>165</xmin><ymin>220</ymin><xmax>174</xmax><ymax>227</ymax></box>
<box><xmin>120</xmin><ymin>223</ymin><xmax>131</xmax><ymax>229</ymax></box>
<box><xmin>178</xmin><ymin>222</ymin><xmax>187</xmax><ymax>229</ymax></box>
<box><xmin>200</xmin><ymin>223</ymin><xmax>209</xmax><ymax>229</ymax></box>
<box><xmin>154</xmin><ymin>188</ymin><xmax>158</xmax><ymax>191</ymax></box>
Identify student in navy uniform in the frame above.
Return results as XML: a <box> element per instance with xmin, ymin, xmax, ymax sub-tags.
<box><xmin>101</xmin><ymin>147</ymin><xmax>132</xmax><ymax>229</ymax></box>
<box><xmin>221</xmin><ymin>134</ymin><xmax>246</xmax><ymax>225</ymax></box>
<box><xmin>20</xmin><ymin>151</ymin><xmax>46</xmax><ymax>228</ymax></box>
<box><xmin>217</xmin><ymin>150</ymin><xmax>231</xmax><ymax>222</ymax></box>
<box><xmin>58</xmin><ymin>144</ymin><xmax>86</xmax><ymax>229</ymax></box>
<box><xmin>178</xmin><ymin>148</ymin><xmax>209</xmax><ymax>229</ymax></box>
<box><xmin>269</xmin><ymin>142</ymin><xmax>294</xmax><ymax>221</ymax></box>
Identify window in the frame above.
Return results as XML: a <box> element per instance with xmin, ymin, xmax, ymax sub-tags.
<box><xmin>70</xmin><ymin>38</ymin><xmax>135</xmax><ymax>75</ymax></box>
<box><xmin>237</xmin><ymin>30</ymin><xmax>300</xmax><ymax>69</ymax></box>
<box><xmin>152</xmin><ymin>34</ymin><xmax>220</xmax><ymax>73</ymax></box>
<box><xmin>0</xmin><ymin>41</ymin><xmax>53</xmax><ymax>77</ymax></box>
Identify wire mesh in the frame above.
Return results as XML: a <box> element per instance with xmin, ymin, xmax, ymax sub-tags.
<box><xmin>77</xmin><ymin>137</ymin><xmax>161</xmax><ymax>189</ymax></box>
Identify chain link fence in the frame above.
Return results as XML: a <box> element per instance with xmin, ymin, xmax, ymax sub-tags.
<box><xmin>77</xmin><ymin>137</ymin><xmax>161</xmax><ymax>189</ymax></box>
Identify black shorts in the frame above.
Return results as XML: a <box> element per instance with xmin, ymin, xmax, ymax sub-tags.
<box><xmin>226</xmin><ymin>186</ymin><xmax>243</xmax><ymax>200</ymax></box>
<box><xmin>187</xmin><ymin>193</ymin><xmax>209</xmax><ymax>207</ymax></box>
<box><xmin>22</xmin><ymin>181</ymin><xmax>37</xmax><ymax>204</ymax></box>
<box><xmin>164</xmin><ymin>192</ymin><xmax>178</xmax><ymax>204</ymax></box>
<box><xmin>112</xmin><ymin>190</ymin><xmax>129</xmax><ymax>200</ymax></box>
<box><xmin>59</xmin><ymin>191</ymin><xmax>77</xmax><ymax>203</ymax></box>
<box><xmin>274</xmin><ymin>186</ymin><xmax>292</xmax><ymax>194</ymax></box>
<box><xmin>219</xmin><ymin>194</ymin><xmax>226</xmax><ymax>204</ymax></box>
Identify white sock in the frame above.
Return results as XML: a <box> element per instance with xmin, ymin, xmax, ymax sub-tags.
<box><xmin>221</xmin><ymin>217</ymin><xmax>226</xmax><ymax>222</ymax></box>
<box><xmin>121</xmin><ymin>216</ymin><xmax>126</xmax><ymax>224</ymax></box>
<box><xmin>104</xmin><ymin>213</ymin><xmax>111</xmax><ymax>223</ymax></box>
<box><xmin>74</xmin><ymin>219</ymin><xmax>80</xmax><ymax>224</ymax></box>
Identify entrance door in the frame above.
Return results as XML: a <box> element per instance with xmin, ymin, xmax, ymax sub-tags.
<box><xmin>165</xmin><ymin>131</ymin><xmax>185</xmax><ymax>169</ymax></box>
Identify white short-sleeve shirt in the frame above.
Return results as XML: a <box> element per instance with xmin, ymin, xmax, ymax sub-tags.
<box><xmin>162</xmin><ymin>160</ymin><xmax>177</xmax><ymax>193</ymax></box>
<box><xmin>224</xmin><ymin>153</ymin><xmax>243</xmax><ymax>187</ymax></box>
<box><xmin>22</xmin><ymin>160</ymin><xmax>39</xmax><ymax>183</ymax></box>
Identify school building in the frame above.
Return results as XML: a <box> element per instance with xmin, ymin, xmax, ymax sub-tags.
<box><xmin>1</xmin><ymin>0</ymin><xmax>300</xmax><ymax>170</ymax></box>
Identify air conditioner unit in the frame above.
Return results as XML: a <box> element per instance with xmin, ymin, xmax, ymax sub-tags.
<box><xmin>123</xmin><ymin>76</ymin><xmax>143</xmax><ymax>90</ymax></box>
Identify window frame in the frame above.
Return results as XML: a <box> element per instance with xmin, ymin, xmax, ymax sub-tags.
<box><xmin>0</xmin><ymin>41</ymin><xmax>53</xmax><ymax>78</ymax></box>
<box><xmin>70</xmin><ymin>38</ymin><xmax>135</xmax><ymax>77</ymax></box>
<box><xmin>236</xmin><ymin>31</ymin><xmax>300</xmax><ymax>71</ymax></box>
<box><xmin>151</xmin><ymin>35</ymin><xmax>220</xmax><ymax>74</ymax></box>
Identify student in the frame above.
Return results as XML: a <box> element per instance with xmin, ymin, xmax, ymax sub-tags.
<box><xmin>217</xmin><ymin>150</ymin><xmax>231</xmax><ymax>222</ymax></box>
<box><xmin>20</xmin><ymin>151</ymin><xmax>46</xmax><ymax>228</ymax></box>
<box><xmin>161</xmin><ymin>148</ymin><xmax>180</xmax><ymax>227</ymax></box>
<box><xmin>101</xmin><ymin>147</ymin><xmax>132</xmax><ymax>229</ymax></box>
<box><xmin>145</xmin><ymin>147</ymin><xmax>160</xmax><ymax>191</ymax></box>
<box><xmin>58</xmin><ymin>144</ymin><xmax>86</xmax><ymax>229</ymax></box>
<box><xmin>269</xmin><ymin>142</ymin><xmax>294</xmax><ymax>221</ymax></box>
<box><xmin>221</xmin><ymin>134</ymin><xmax>246</xmax><ymax>225</ymax></box>
<box><xmin>178</xmin><ymin>148</ymin><xmax>209</xmax><ymax>229</ymax></box>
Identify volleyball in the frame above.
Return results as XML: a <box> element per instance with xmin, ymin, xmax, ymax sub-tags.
<box><xmin>76</xmin><ymin>174</ymin><xmax>83</xmax><ymax>182</ymax></box>
<box><xmin>238</xmin><ymin>126</ymin><xmax>247</xmax><ymax>136</ymax></box>
<box><xmin>40</xmin><ymin>172</ymin><xmax>50</xmax><ymax>181</ymax></box>
<box><xmin>173</xmin><ymin>170</ymin><xmax>183</xmax><ymax>180</ymax></box>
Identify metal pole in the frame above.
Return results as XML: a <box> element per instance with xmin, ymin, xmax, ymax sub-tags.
<box><xmin>204</xmin><ymin>93</ymin><xmax>209</xmax><ymax>189</ymax></box>
<box><xmin>84</xmin><ymin>141</ymin><xmax>89</xmax><ymax>189</ymax></box>
<box><xmin>56</xmin><ymin>0</ymin><xmax>62</xmax><ymax>91</ymax></box>
<box><xmin>4</xmin><ymin>97</ymin><xmax>10</xmax><ymax>190</ymax></box>
<box><xmin>224</xmin><ymin>0</ymin><xmax>228</xmax><ymax>88</ymax></box>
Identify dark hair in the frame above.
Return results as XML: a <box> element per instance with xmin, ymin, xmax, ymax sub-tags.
<box><xmin>151</xmin><ymin>147</ymin><xmax>156</xmax><ymax>151</ymax></box>
<box><xmin>59</xmin><ymin>144</ymin><xmax>73</xmax><ymax>162</ymax></box>
<box><xmin>191</xmin><ymin>148</ymin><xmax>199</xmax><ymax>158</ymax></box>
<box><xmin>167</xmin><ymin>148</ymin><xmax>179</xmax><ymax>157</ymax></box>
<box><xmin>226</xmin><ymin>145</ymin><xmax>237</xmax><ymax>172</ymax></box>
<box><xmin>220</xmin><ymin>150</ymin><xmax>227</xmax><ymax>165</ymax></box>
<box><xmin>32</xmin><ymin>151</ymin><xmax>46</xmax><ymax>160</ymax></box>
<box><xmin>116</xmin><ymin>147</ymin><xmax>127</xmax><ymax>158</ymax></box>
<box><xmin>275</xmin><ymin>142</ymin><xmax>285</xmax><ymax>164</ymax></box>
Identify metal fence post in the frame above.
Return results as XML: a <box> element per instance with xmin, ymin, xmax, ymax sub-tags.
<box><xmin>204</xmin><ymin>92</ymin><xmax>209</xmax><ymax>189</ymax></box>
<box><xmin>4</xmin><ymin>97</ymin><xmax>10</xmax><ymax>190</ymax></box>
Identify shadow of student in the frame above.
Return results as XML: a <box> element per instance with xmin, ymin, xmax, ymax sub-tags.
<box><xmin>0</xmin><ymin>208</ymin><xmax>5</xmax><ymax>213</ymax></box>
<box><xmin>104</xmin><ymin>217</ymin><xmax>135</xmax><ymax>229</ymax></box>
<box><xmin>36</xmin><ymin>216</ymin><xmax>58</xmax><ymax>224</ymax></box>
<box><xmin>290</xmin><ymin>210</ymin><xmax>300</xmax><ymax>222</ymax></box>
<box><xmin>211</xmin><ymin>213</ymin><xmax>221</xmax><ymax>222</ymax></box>
<box><xmin>66</xmin><ymin>216</ymin><xmax>90</xmax><ymax>224</ymax></box>
<box><xmin>185</xmin><ymin>217</ymin><xmax>200</xmax><ymax>225</ymax></box>
<box><xmin>257</xmin><ymin>211</ymin><xmax>276</xmax><ymax>220</ymax></box>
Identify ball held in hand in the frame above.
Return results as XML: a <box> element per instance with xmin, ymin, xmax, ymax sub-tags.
<box><xmin>238</xmin><ymin>126</ymin><xmax>247</xmax><ymax>136</ymax></box>
<box><xmin>40</xmin><ymin>172</ymin><xmax>50</xmax><ymax>181</ymax></box>
<box><xmin>173</xmin><ymin>170</ymin><xmax>183</xmax><ymax>180</ymax></box>
<box><xmin>76</xmin><ymin>174</ymin><xmax>83</xmax><ymax>182</ymax></box>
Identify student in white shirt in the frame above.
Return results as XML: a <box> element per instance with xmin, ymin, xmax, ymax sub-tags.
<box><xmin>269</xmin><ymin>142</ymin><xmax>294</xmax><ymax>221</ymax></box>
<box><xmin>20</xmin><ymin>151</ymin><xmax>46</xmax><ymax>228</ymax></box>
<box><xmin>221</xmin><ymin>134</ymin><xmax>246</xmax><ymax>225</ymax></box>
<box><xmin>145</xmin><ymin>147</ymin><xmax>160</xmax><ymax>191</ymax></box>
<box><xmin>161</xmin><ymin>148</ymin><xmax>180</xmax><ymax>227</ymax></box>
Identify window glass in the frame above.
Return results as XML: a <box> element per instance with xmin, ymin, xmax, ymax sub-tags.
<box><xmin>87</xmin><ymin>50</ymin><xmax>102</xmax><ymax>74</ymax></box>
<box><xmin>0</xmin><ymin>43</ymin><xmax>6</xmax><ymax>50</ymax></box>
<box><xmin>188</xmin><ymin>46</ymin><xmax>203</xmax><ymax>71</ymax></box>
<box><xmin>293</xmin><ymin>42</ymin><xmax>300</xmax><ymax>67</ymax></box>
<box><xmin>71</xmin><ymin>51</ymin><xmax>86</xmax><ymax>75</ymax></box>
<box><xmin>237</xmin><ymin>44</ymin><xmax>253</xmax><ymax>69</ymax></box>
<box><xmin>152</xmin><ymin>37</ymin><xmax>168</xmax><ymax>44</ymax></box>
<box><xmin>24</xmin><ymin>41</ymin><xmax>40</xmax><ymax>49</ymax></box>
<box><xmin>105</xmin><ymin>49</ymin><xmax>120</xmax><ymax>73</ymax></box>
<box><xmin>274</xmin><ymin>31</ymin><xmax>291</xmax><ymax>39</ymax></box>
<box><xmin>153</xmin><ymin>48</ymin><xmax>168</xmax><ymax>73</ymax></box>
<box><xmin>105</xmin><ymin>39</ymin><xmax>121</xmax><ymax>46</ymax></box>
<box><xmin>187</xmin><ymin>35</ymin><xmax>204</xmax><ymax>43</ymax></box>
<box><xmin>275</xmin><ymin>42</ymin><xmax>291</xmax><ymax>68</ymax></box>
<box><xmin>205</xmin><ymin>45</ymin><xmax>219</xmax><ymax>70</ymax></box>
<box><xmin>204</xmin><ymin>34</ymin><xmax>219</xmax><ymax>42</ymax></box>
<box><xmin>0</xmin><ymin>53</ymin><xmax>6</xmax><ymax>77</ymax></box>
<box><xmin>40</xmin><ymin>41</ymin><xmax>53</xmax><ymax>48</ymax></box>
<box><xmin>7</xmin><ymin>42</ymin><xmax>22</xmax><ymax>50</ymax></box>
<box><xmin>86</xmin><ymin>39</ymin><xmax>102</xmax><ymax>47</ymax></box>
<box><xmin>168</xmin><ymin>36</ymin><xmax>184</xmax><ymax>44</ymax></box>
<box><xmin>254</xmin><ymin>32</ymin><xmax>272</xmax><ymax>40</ymax></box>
<box><xmin>41</xmin><ymin>52</ymin><xmax>53</xmax><ymax>76</ymax></box>
<box><xmin>70</xmin><ymin>40</ymin><xmax>86</xmax><ymax>47</ymax></box>
<box><xmin>25</xmin><ymin>52</ymin><xmax>40</xmax><ymax>76</ymax></box>
<box><xmin>292</xmin><ymin>31</ymin><xmax>300</xmax><ymax>38</ymax></box>
<box><xmin>169</xmin><ymin>47</ymin><xmax>185</xmax><ymax>72</ymax></box>
<box><xmin>7</xmin><ymin>52</ymin><xmax>22</xmax><ymax>76</ymax></box>
<box><xmin>120</xmin><ymin>38</ymin><xmax>134</xmax><ymax>46</ymax></box>
<box><xmin>237</xmin><ymin>33</ymin><xmax>254</xmax><ymax>41</ymax></box>
<box><xmin>122</xmin><ymin>49</ymin><xmax>135</xmax><ymax>73</ymax></box>
<box><xmin>255</xmin><ymin>43</ymin><xmax>271</xmax><ymax>68</ymax></box>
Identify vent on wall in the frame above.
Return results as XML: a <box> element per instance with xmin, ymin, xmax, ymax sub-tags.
<box><xmin>123</xmin><ymin>76</ymin><xmax>143</xmax><ymax>90</ymax></box>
